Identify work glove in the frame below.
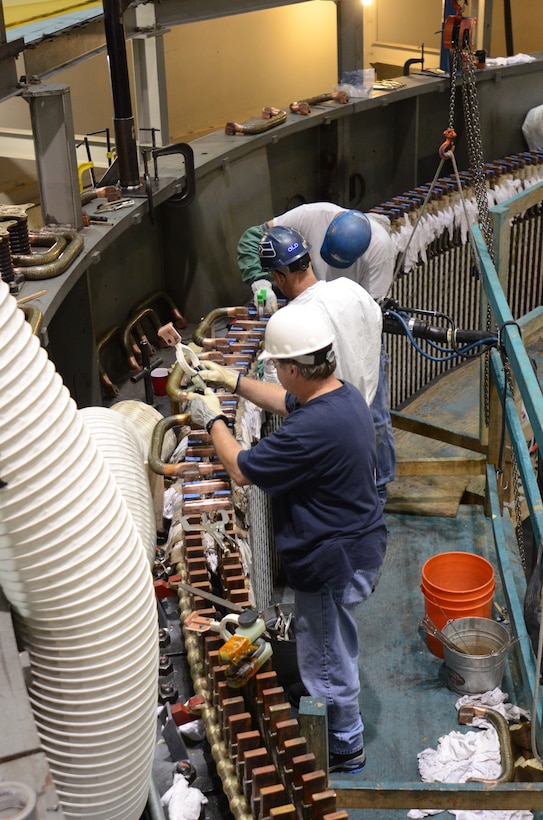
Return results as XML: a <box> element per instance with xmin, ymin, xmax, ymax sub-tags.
<box><xmin>251</xmin><ymin>279</ymin><xmax>278</xmax><ymax>315</ymax></box>
<box><xmin>197</xmin><ymin>361</ymin><xmax>240</xmax><ymax>393</ymax></box>
<box><xmin>187</xmin><ymin>390</ymin><xmax>228</xmax><ymax>433</ymax></box>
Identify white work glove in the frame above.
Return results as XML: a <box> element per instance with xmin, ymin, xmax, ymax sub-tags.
<box><xmin>187</xmin><ymin>390</ymin><xmax>227</xmax><ymax>432</ymax></box>
<box><xmin>197</xmin><ymin>361</ymin><xmax>240</xmax><ymax>393</ymax></box>
<box><xmin>251</xmin><ymin>279</ymin><xmax>278</xmax><ymax>315</ymax></box>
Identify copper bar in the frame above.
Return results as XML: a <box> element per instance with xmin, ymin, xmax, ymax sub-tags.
<box><xmin>243</xmin><ymin>748</ymin><xmax>271</xmax><ymax>801</ymax></box>
<box><xmin>227</xmin><ymin>712</ymin><xmax>253</xmax><ymax>754</ymax></box>
<box><xmin>260</xmin><ymin>784</ymin><xmax>288</xmax><ymax>818</ymax></box>
<box><xmin>284</xmin><ymin>737</ymin><xmax>307</xmax><ymax>769</ymax></box>
<box><xmin>291</xmin><ymin>754</ymin><xmax>316</xmax><ymax>787</ymax></box>
<box><xmin>301</xmin><ymin>771</ymin><xmax>327</xmax><ymax>806</ymax></box>
<box><xmin>310</xmin><ymin>791</ymin><xmax>338</xmax><ymax>819</ymax></box>
<box><xmin>275</xmin><ymin>719</ymin><xmax>300</xmax><ymax>751</ymax></box>
<box><xmin>262</xmin><ymin>687</ymin><xmax>287</xmax><ymax>718</ymax></box>
<box><xmin>256</xmin><ymin>671</ymin><xmax>278</xmax><ymax>701</ymax></box>
<box><xmin>270</xmin><ymin>806</ymin><xmax>297</xmax><ymax>819</ymax></box>
<box><xmin>268</xmin><ymin>703</ymin><xmax>292</xmax><ymax>734</ymax></box>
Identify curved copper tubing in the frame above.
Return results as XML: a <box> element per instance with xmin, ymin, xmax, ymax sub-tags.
<box><xmin>225</xmin><ymin>107</ymin><xmax>286</xmax><ymax>136</ymax></box>
<box><xmin>121</xmin><ymin>307</ymin><xmax>160</xmax><ymax>372</ymax></box>
<box><xmin>165</xmin><ymin>361</ymin><xmax>191</xmax><ymax>409</ymax></box>
<box><xmin>290</xmin><ymin>90</ymin><xmax>349</xmax><ymax>115</ymax></box>
<box><xmin>148</xmin><ymin>415</ymin><xmax>192</xmax><ymax>476</ymax></box>
<box><xmin>12</xmin><ymin>233</ymin><xmax>68</xmax><ymax>266</ymax></box>
<box><xmin>13</xmin><ymin>231</ymin><xmax>84</xmax><ymax>280</ymax></box>
<box><xmin>458</xmin><ymin>704</ymin><xmax>515</xmax><ymax>783</ymax></box>
<box><xmin>130</xmin><ymin>289</ymin><xmax>186</xmax><ymax>330</ymax></box>
<box><xmin>192</xmin><ymin>306</ymin><xmax>249</xmax><ymax>347</ymax></box>
<box><xmin>97</xmin><ymin>325</ymin><xmax>122</xmax><ymax>397</ymax></box>
<box><xmin>21</xmin><ymin>305</ymin><xmax>43</xmax><ymax>336</ymax></box>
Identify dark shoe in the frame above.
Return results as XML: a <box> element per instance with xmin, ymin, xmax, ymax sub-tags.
<box><xmin>287</xmin><ymin>681</ymin><xmax>309</xmax><ymax>709</ymax></box>
<box><xmin>328</xmin><ymin>748</ymin><xmax>366</xmax><ymax>773</ymax></box>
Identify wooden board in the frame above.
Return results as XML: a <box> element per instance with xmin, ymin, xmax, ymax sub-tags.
<box><xmin>388</xmin><ymin>358</ymin><xmax>484</xmax><ymax>515</ymax></box>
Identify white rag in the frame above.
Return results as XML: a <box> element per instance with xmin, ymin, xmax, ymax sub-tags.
<box><xmin>407</xmin><ymin>689</ymin><xmax>532</xmax><ymax>820</ymax></box>
<box><xmin>161</xmin><ymin>772</ymin><xmax>208</xmax><ymax>820</ymax></box>
<box><xmin>486</xmin><ymin>53</ymin><xmax>536</xmax><ymax>67</ymax></box>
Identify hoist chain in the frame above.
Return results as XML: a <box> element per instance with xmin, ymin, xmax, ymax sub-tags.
<box><xmin>459</xmin><ymin>47</ymin><xmax>493</xmax><ymax>251</ymax></box>
<box><xmin>449</xmin><ymin>41</ymin><xmax>494</xmax><ymax>426</ymax></box>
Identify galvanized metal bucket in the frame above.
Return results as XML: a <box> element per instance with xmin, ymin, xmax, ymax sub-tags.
<box><xmin>442</xmin><ymin>616</ymin><xmax>511</xmax><ymax>695</ymax></box>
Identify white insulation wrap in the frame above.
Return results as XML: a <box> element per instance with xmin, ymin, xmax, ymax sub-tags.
<box><xmin>79</xmin><ymin>406</ymin><xmax>157</xmax><ymax>565</ymax></box>
<box><xmin>0</xmin><ymin>281</ymin><xmax>159</xmax><ymax>820</ymax></box>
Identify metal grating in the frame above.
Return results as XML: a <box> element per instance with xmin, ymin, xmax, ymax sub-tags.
<box><xmin>386</xmin><ymin>236</ymin><xmax>481</xmax><ymax>409</ymax></box>
<box><xmin>385</xmin><ymin>203</ymin><xmax>543</xmax><ymax>410</ymax></box>
<box><xmin>507</xmin><ymin>203</ymin><xmax>543</xmax><ymax>320</ymax></box>
<box><xmin>245</xmin><ymin>412</ymin><xmax>283</xmax><ymax>612</ymax></box>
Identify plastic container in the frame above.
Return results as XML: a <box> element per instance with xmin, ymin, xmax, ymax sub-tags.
<box><xmin>421</xmin><ymin>552</ymin><xmax>495</xmax><ymax>657</ymax></box>
<box><xmin>442</xmin><ymin>616</ymin><xmax>511</xmax><ymax>694</ymax></box>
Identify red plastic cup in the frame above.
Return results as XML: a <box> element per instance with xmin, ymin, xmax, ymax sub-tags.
<box><xmin>151</xmin><ymin>367</ymin><xmax>169</xmax><ymax>396</ymax></box>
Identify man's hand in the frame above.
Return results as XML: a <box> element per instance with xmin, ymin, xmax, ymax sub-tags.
<box><xmin>187</xmin><ymin>389</ymin><xmax>227</xmax><ymax>432</ymax></box>
<box><xmin>197</xmin><ymin>362</ymin><xmax>240</xmax><ymax>393</ymax></box>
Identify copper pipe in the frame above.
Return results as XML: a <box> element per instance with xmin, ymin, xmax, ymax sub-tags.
<box><xmin>192</xmin><ymin>307</ymin><xmax>249</xmax><ymax>347</ymax></box>
<box><xmin>130</xmin><ymin>289</ymin><xmax>186</xmax><ymax>330</ymax></box>
<box><xmin>13</xmin><ymin>231</ymin><xmax>84</xmax><ymax>281</ymax></box>
<box><xmin>165</xmin><ymin>361</ymin><xmax>190</xmax><ymax>408</ymax></box>
<box><xmin>148</xmin><ymin>415</ymin><xmax>192</xmax><ymax>476</ymax></box>
<box><xmin>225</xmin><ymin>107</ymin><xmax>286</xmax><ymax>136</ymax></box>
<box><xmin>121</xmin><ymin>307</ymin><xmax>161</xmax><ymax>372</ymax></box>
<box><xmin>290</xmin><ymin>90</ymin><xmax>349</xmax><ymax>115</ymax></box>
<box><xmin>97</xmin><ymin>325</ymin><xmax>122</xmax><ymax>398</ymax></box>
<box><xmin>12</xmin><ymin>234</ymin><xmax>68</xmax><ymax>266</ymax></box>
<box><xmin>458</xmin><ymin>704</ymin><xmax>515</xmax><ymax>783</ymax></box>
<box><xmin>21</xmin><ymin>305</ymin><xmax>43</xmax><ymax>336</ymax></box>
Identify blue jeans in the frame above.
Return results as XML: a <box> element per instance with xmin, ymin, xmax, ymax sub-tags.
<box><xmin>371</xmin><ymin>345</ymin><xmax>396</xmax><ymax>506</ymax></box>
<box><xmin>294</xmin><ymin>566</ymin><xmax>384</xmax><ymax>756</ymax></box>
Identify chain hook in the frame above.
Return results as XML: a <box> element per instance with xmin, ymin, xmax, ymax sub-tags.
<box><xmin>439</xmin><ymin>127</ymin><xmax>457</xmax><ymax>159</ymax></box>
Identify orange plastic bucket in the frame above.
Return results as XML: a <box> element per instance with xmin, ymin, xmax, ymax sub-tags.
<box><xmin>421</xmin><ymin>552</ymin><xmax>495</xmax><ymax>658</ymax></box>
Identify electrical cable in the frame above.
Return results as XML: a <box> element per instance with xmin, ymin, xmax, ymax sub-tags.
<box><xmin>382</xmin><ymin>306</ymin><xmax>498</xmax><ymax>364</ymax></box>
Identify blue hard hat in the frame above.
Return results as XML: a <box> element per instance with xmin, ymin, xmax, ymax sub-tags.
<box><xmin>320</xmin><ymin>210</ymin><xmax>372</xmax><ymax>268</ymax></box>
<box><xmin>258</xmin><ymin>226</ymin><xmax>311</xmax><ymax>272</ymax></box>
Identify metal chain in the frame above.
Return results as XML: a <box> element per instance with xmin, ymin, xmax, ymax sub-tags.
<box><xmin>453</xmin><ymin>42</ymin><xmax>494</xmax><ymax>425</ymax></box>
<box><xmin>459</xmin><ymin>46</ymin><xmax>493</xmax><ymax>252</ymax></box>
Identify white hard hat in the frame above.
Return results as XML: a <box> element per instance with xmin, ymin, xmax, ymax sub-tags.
<box><xmin>259</xmin><ymin>303</ymin><xmax>335</xmax><ymax>365</ymax></box>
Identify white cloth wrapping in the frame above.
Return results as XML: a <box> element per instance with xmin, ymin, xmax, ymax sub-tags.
<box><xmin>486</xmin><ymin>54</ymin><xmax>536</xmax><ymax>67</ymax></box>
<box><xmin>407</xmin><ymin>690</ymin><xmax>532</xmax><ymax>820</ymax></box>
<box><xmin>161</xmin><ymin>772</ymin><xmax>208</xmax><ymax>820</ymax></box>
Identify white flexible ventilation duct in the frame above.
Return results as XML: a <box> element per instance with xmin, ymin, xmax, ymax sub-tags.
<box><xmin>79</xmin><ymin>406</ymin><xmax>157</xmax><ymax>565</ymax></box>
<box><xmin>111</xmin><ymin>399</ymin><xmax>177</xmax><ymax>529</ymax></box>
<box><xmin>0</xmin><ymin>280</ymin><xmax>159</xmax><ymax>819</ymax></box>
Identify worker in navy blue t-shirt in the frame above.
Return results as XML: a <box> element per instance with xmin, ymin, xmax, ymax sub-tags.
<box><xmin>188</xmin><ymin>302</ymin><xmax>387</xmax><ymax>774</ymax></box>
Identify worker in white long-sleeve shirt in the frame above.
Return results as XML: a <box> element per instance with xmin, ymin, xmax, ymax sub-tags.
<box><xmin>257</xmin><ymin>225</ymin><xmax>382</xmax><ymax>407</ymax></box>
<box><xmin>238</xmin><ymin>203</ymin><xmax>396</xmax><ymax>506</ymax></box>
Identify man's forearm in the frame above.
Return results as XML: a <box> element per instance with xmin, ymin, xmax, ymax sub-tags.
<box><xmin>208</xmin><ymin>418</ymin><xmax>249</xmax><ymax>486</ymax></box>
<box><xmin>236</xmin><ymin>375</ymin><xmax>287</xmax><ymax>417</ymax></box>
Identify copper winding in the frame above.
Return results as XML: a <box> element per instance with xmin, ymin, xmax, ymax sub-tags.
<box><xmin>458</xmin><ymin>704</ymin><xmax>515</xmax><ymax>783</ymax></box>
<box><xmin>290</xmin><ymin>90</ymin><xmax>349</xmax><ymax>115</ymax></box>
<box><xmin>225</xmin><ymin>107</ymin><xmax>286</xmax><ymax>136</ymax></box>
